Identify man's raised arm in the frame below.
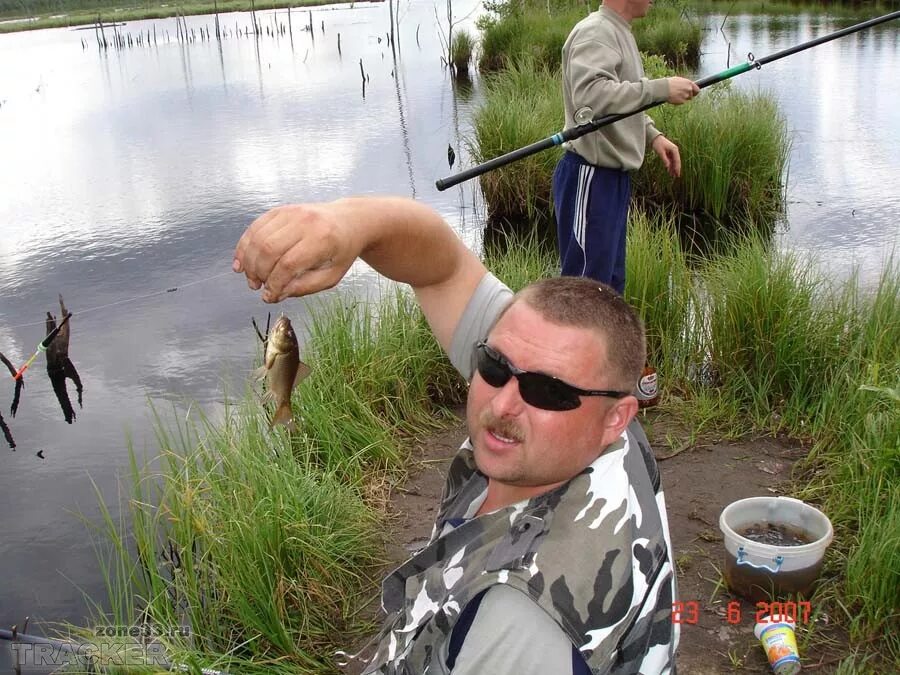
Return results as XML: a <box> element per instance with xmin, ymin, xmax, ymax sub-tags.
<box><xmin>232</xmin><ymin>196</ymin><xmax>488</xmax><ymax>351</ymax></box>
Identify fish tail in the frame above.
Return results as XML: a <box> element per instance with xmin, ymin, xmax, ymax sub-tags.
<box><xmin>270</xmin><ymin>402</ymin><xmax>294</xmax><ymax>428</ymax></box>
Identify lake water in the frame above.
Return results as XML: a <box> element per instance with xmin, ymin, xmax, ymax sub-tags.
<box><xmin>700</xmin><ymin>12</ymin><xmax>900</xmax><ymax>283</ymax></box>
<box><xmin>0</xmin><ymin>3</ymin><xmax>898</xmax><ymax>645</ymax></box>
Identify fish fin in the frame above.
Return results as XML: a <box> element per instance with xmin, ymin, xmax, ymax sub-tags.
<box><xmin>270</xmin><ymin>402</ymin><xmax>293</xmax><ymax>428</ymax></box>
<box><xmin>59</xmin><ymin>294</ymin><xmax>69</xmax><ymax>318</ymax></box>
<box><xmin>261</xmin><ymin>389</ymin><xmax>275</xmax><ymax>404</ymax></box>
<box><xmin>264</xmin><ymin>350</ymin><xmax>278</xmax><ymax>370</ymax></box>
<box><xmin>253</xmin><ymin>365</ymin><xmax>268</xmax><ymax>380</ymax></box>
<box><xmin>294</xmin><ymin>361</ymin><xmax>312</xmax><ymax>386</ymax></box>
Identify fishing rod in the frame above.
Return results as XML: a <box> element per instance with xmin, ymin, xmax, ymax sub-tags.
<box><xmin>0</xmin><ymin>627</ymin><xmax>230</xmax><ymax>675</ymax></box>
<box><xmin>435</xmin><ymin>9</ymin><xmax>900</xmax><ymax>191</ymax></box>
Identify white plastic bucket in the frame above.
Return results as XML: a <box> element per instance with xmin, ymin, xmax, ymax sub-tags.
<box><xmin>719</xmin><ymin>496</ymin><xmax>833</xmax><ymax>600</ymax></box>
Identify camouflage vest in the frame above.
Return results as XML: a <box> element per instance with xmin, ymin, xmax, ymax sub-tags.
<box><xmin>359</xmin><ymin>423</ymin><xmax>676</xmax><ymax>675</ymax></box>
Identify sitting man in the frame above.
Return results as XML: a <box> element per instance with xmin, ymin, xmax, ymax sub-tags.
<box><xmin>233</xmin><ymin>196</ymin><xmax>678</xmax><ymax>674</ymax></box>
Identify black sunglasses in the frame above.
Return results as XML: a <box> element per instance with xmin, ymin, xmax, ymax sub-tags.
<box><xmin>474</xmin><ymin>341</ymin><xmax>629</xmax><ymax>411</ymax></box>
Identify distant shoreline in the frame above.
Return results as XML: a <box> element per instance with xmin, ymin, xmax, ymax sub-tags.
<box><xmin>0</xmin><ymin>0</ymin><xmax>377</xmax><ymax>34</ymax></box>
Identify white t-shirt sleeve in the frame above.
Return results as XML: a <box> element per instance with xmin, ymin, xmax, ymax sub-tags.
<box><xmin>449</xmin><ymin>585</ymin><xmax>575</xmax><ymax>675</ymax></box>
<box><xmin>448</xmin><ymin>272</ymin><xmax>514</xmax><ymax>381</ymax></box>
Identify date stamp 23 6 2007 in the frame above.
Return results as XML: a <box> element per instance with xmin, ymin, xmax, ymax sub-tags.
<box><xmin>672</xmin><ymin>600</ymin><xmax>813</xmax><ymax>626</ymax></box>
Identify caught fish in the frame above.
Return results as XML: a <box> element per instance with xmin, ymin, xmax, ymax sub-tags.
<box><xmin>254</xmin><ymin>314</ymin><xmax>311</xmax><ymax>428</ymax></box>
<box><xmin>46</xmin><ymin>294</ymin><xmax>83</xmax><ymax>424</ymax></box>
<box><xmin>0</xmin><ymin>352</ymin><xmax>20</xmax><ymax>448</ymax></box>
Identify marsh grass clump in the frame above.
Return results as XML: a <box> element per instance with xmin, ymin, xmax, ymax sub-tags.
<box><xmin>624</xmin><ymin>207</ymin><xmax>698</xmax><ymax>381</ymax></box>
<box><xmin>477</xmin><ymin>0</ymin><xmax>701</xmax><ymax>73</ymax></box>
<box><xmin>633</xmin><ymin>85</ymin><xmax>790</xmax><ymax>240</ymax></box>
<box><xmin>473</xmin><ymin>23</ymin><xmax>787</xmax><ymax>240</ymax></box>
<box><xmin>471</xmin><ymin>56</ymin><xmax>562</xmax><ymax>229</ymax></box>
<box><xmin>625</xmin><ymin>218</ymin><xmax>900</xmax><ymax>658</ymax></box>
<box><xmin>699</xmin><ymin>248</ymin><xmax>900</xmax><ymax>657</ymax></box>
<box><xmin>632</xmin><ymin>4</ymin><xmax>704</xmax><ymax>68</ymax></box>
<box><xmin>450</xmin><ymin>29</ymin><xmax>475</xmax><ymax>77</ymax></box>
<box><xmin>299</xmin><ymin>289</ymin><xmax>465</xmax><ymax>477</ymax></box>
<box><xmin>86</xmin><ymin>409</ymin><xmax>382</xmax><ymax>673</ymax></box>
<box><xmin>482</xmin><ymin>225</ymin><xmax>560</xmax><ymax>290</ymax></box>
<box><xmin>478</xmin><ymin>1</ymin><xmax>582</xmax><ymax>72</ymax></box>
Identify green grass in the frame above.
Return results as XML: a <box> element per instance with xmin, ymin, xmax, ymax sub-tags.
<box><xmin>633</xmin><ymin>3</ymin><xmax>704</xmax><ymax>69</ymax></box>
<box><xmin>471</xmin><ymin>1</ymin><xmax>788</xmax><ymax>239</ymax></box>
<box><xmin>625</xmin><ymin>216</ymin><xmax>899</xmax><ymax>662</ymax></box>
<box><xmin>84</xmin><ymin>411</ymin><xmax>380</xmax><ymax>673</ymax></box>
<box><xmin>81</xmin><ymin>288</ymin><xmax>466</xmax><ymax>673</ymax></box>
<box><xmin>477</xmin><ymin>1</ymin><xmax>581</xmax><ymax>73</ymax></box>
<box><xmin>633</xmin><ymin>84</ymin><xmax>790</xmax><ymax>239</ymax></box>
<box><xmin>471</xmin><ymin>56</ymin><xmax>563</xmax><ymax>228</ymax></box>
<box><xmin>450</xmin><ymin>29</ymin><xmax>475</xmax><ymax>75</ymax></box>
<box><xmin>622</xmin><ymin>207</ymin><xmax>698</xmax><ymax>382</ymax></box>
<box><xmin>477</xmin><ymin>0</ymin><xmax>703</xmax><ymax>73</ymax></box>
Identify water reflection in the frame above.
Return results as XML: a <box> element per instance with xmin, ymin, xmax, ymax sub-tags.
<box><xmin>699</xmin><ymin>14</ymin><xmax>900</xmax><ymax>284</ymax></box>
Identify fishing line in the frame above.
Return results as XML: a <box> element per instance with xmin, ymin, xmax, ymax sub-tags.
<box><xmin>1</xmin><ymin>269</ymin><xmax>235</xmax><ymax>332</ymax></box>
<box><xmin>2</xmin><ymin>269</ymin><xmax>236</xmax><ymax>379</ymax></box>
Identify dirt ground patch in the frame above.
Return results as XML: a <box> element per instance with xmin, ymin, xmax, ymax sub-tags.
<box><xmin>361</xmin><ymin>406</ymin><xmax>849</xmax><ymax>674</ymax></box>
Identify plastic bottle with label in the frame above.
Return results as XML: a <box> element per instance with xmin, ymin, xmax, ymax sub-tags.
<box><xmin>636</xmin><ymin>365</ymin><xmax>659</xmax><ymax>409</ymax></box>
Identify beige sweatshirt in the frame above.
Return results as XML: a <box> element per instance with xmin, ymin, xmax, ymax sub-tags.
<box><xmin>561</xmin><ymin>6</ymin><xmax>670</xmax><ymax>170</ymax></box>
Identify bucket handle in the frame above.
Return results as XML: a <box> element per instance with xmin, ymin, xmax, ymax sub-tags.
<box><xmin>736</xmin><ymin>546</ymin><xmax>784</xmax><ymax>573</ymax></box>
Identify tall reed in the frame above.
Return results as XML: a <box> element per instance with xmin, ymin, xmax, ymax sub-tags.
<box><xmin>85</xmin><ymin>407</ymin><xmax>380</xmax><ymax>673</ymax></box>
<box><xmin>633</xmin><ymin>85</ymin><xmax>790</xmax><ymax>240</ymax></box>
<box><xmin>623</xmin><ymin>207</ymin><xmax>698</xmax><ymax>382</ymax></box>
<box><xmin>450</xmin><ymin>29</ymin><xmax>475</xmax><ymax>76</ymax></box>
<box><xmin>471</xmin><ymin>56</ymin><xmax>563</xmax><ymax>228</ymax></box>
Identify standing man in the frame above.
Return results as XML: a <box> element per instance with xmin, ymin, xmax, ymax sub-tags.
<box><xmin>554</xmin><ymin>0</ymin><xmax>699</xmax><ymax>291</ymax></box>
<box><xmin>233</xmin><ymin>196</ymin><xmax>679</xmax><ymax>674</ymax></box>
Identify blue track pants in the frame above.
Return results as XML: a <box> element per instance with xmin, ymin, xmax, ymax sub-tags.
<box><xmin>552</xmin><ymin>151</ymin><xmax>631</xmax><ymax>294</ymax></box>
